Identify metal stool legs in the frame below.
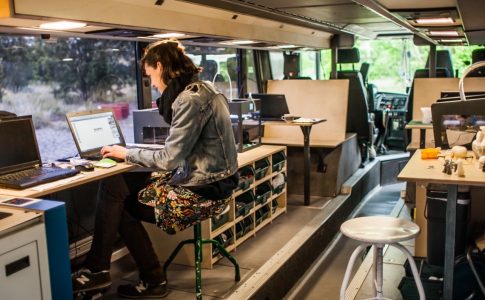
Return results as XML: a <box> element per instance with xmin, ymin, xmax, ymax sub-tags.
<box><xmin>163</xmin><ymin>223</ymin><xmax>241</xmax><ymax>300</ymax></box>
<box><xmin>340</xmin><ymin>243</ymin><xmax>425</xmax><ymax>300</ymax></box>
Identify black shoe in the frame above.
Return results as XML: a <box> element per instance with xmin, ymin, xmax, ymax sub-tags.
<box><xmin>72</xmin><ymin>268</ymin><xmax>112</xmax><ymax>294</ymax></box>
<box><xmin>117</xmin><ymin>280</ymin><xmax>168</xmax><ymax>299</ymax></box>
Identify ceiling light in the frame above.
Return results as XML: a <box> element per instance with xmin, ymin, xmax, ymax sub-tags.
<box><xmin>439</xmin><ymin>39</ymin><xmax>463</xmax><ymax>43</ymax></box>
<box><xmin>39</xmin><ymin>21</ymin><xmax>87</xmax><ymax>30</ymax></box>
<box><xmin>150</xmin><ymin>33</ymin><xmax>185</xmax><ymax>38</ymax></box>
<box><xmin>220</xmin><ymin>40</ymin><xmax>255</xmax><ymax>45</ymax></box>
<box><xmin>429</xmin><ymin>30</ymin><xmax>459</xmax><ymax>36</ymax></box>
<box><xmin>276</xmin><ymin>45</ymin><xmax>297</xmax><ymax>49</ymax></box>
<box><xmin>62</xmin><ymin>58</ymin><xmax>73</xmax><ymax>62</ymax></box>
<box><xmin>415</xmin><ymin>17</ymin><xmax>454</xmax><ymax>25</ymax></box>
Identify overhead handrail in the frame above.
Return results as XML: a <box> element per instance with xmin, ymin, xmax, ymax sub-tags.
<box><xmin>459</xmin><ymin>61</ymin><xmax>485</xmax><ymax>101</ymax></box>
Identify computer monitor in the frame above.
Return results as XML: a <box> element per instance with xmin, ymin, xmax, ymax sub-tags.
<box><xmin>431</xmin><ymin>98</ymin><xmax>485</xmax><ymax>149</ymax></box>
<box><xmin>249</xmin><ymin>93</ymin><xmax>290</xmax><ymax>121</ymax></box>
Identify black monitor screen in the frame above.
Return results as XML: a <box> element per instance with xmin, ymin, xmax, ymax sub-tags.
<box><xmin>0</xmin><ymin>117</ymin><xmax>40</xmax><ymax>174</ymax></box>
<box><xmin>249</xmin><ymin>94</ymin><xmax>290</xmax><ymax>120</ymax></box>
<box><xmin>431</xmin><ymin>98</ymin><xmax>485</xmax><ymax>149</ymax></box>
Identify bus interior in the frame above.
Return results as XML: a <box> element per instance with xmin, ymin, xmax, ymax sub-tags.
<box><xmin>1</xmin><ymin>0</ymin><xmax>485</xmax><ymax>299</ymax></box>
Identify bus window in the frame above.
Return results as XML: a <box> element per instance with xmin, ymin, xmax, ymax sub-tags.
<box><xmin>299</xmin><ymin>51</ymin><xmax>317</xmax><ymax>79</ymax></box>
<box><xmin>244</xmin><ymin>49</ymin><xmax>258</xmax><ymax>95</ymax></box>
<box><xmin>354</xmin><ymin>38</ymin><xmax>428</xmax><ymax>94</ymax></box>
<box><xmin>0</xmin><ymin>35</ymin><xmax>136</xmax><ymax>162</ymax></box>
<box><xmin>269</xmin><ymin>51</ymin><xmax>284</xmax><ymax>80</ymax></box>
<box><xmin>185</xmin><ymin>46</ymin><xmax>237</xmax><ymax>100</ymax></box>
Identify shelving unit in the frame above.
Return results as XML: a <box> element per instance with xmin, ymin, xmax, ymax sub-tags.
<box><xmin>148</xmin><ymin>145</ymin><xmax>287</xmax><ymax>269</ymax></box>
<box><xmin>208</xmin><ymin>145</ymin><xmax>287</xmax><ymax>267</ymax></box>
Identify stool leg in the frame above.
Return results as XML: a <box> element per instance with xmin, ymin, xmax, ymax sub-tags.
<box><xmin>163</xmin><ymin>239</ymin><xmax>195</xmax><ymax>275</ymax></box>
<box><xmin>194</xmin><ymin>224</ymin><xmax>202</xmax><ymax>300</ymax></box>
<box><xmin>340</xmin><ymin>243</ymin><xmax>369</xmax><ymax>300</ymax></box>
<box><xmin>392</xmin><ymin>243</ymin><xmax>425</xmax><ymax>300</ymax></box>
<box><xmin>206</xmin><ymin>239</ymin><xmax>241</xmax><ymax>281</ymax></box>
<box><xmin>374</xmin><ymin>245</ymin><xmax>384</xmax><ymax>299</ymax></box>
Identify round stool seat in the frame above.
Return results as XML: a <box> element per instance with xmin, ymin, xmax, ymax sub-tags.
<box><xmin>341</xmin><ymin>216</ymin><xmax>420</xmax><ymax>244</ymax></box>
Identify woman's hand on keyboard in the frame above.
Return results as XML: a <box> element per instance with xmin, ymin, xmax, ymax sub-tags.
<box><xmin>100</xmin><ymin>145</ymin><xmax>127</xmax><ymax>161</ymax></box>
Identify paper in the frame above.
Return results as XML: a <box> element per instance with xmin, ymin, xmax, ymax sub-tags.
<box><xmin>292</xmin><ymin>118</ymin><xmax>322</xmax><ymax>123</ymax></box>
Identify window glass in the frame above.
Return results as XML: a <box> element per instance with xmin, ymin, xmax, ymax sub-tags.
<box><xmin>0</xmin><ymin>36</ymin><xmax>136</xmax><ymax>162</ymax></box>
<box><xmin>269</xmin><ymin>51</ymin><xmax>284</xmax><ymax>80</ymax></box>
<box><xmin>299</xmin><ymin>50</ymin><xmax>317</xmax><ymax>79</ymax></box>
<box><xmin>185</xmin><ymin>46</ymin><xmax>237</xmax><ymax>100</ymax></box>
<box><xmin>245</xmin><ymin>49</ymin><xmax>258</xmax><ymax>94</ymax></box>
<box><xmin>437</xmin><ymin>45</ymin><xmax>482</xmax><ymax>78</ymax></box>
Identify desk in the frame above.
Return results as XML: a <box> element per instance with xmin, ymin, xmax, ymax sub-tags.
<box><xmin>405</xmin><ymin>120</ymin><xmax>433</xmax><ymax>149</ymax></box>
<box><xmin>262</xmin><ymin>118</ymin><xmax>326</xmax><ymax>205</ymax></box>
<box><xmin>398</xmin><ymin>150</ymin><xmax>485</xmax><ymax>300</ymax></box>
<box><xmin>0</xmin><ymin>163</ymin><xmax>136</xmax><ymax>198</ymax></box>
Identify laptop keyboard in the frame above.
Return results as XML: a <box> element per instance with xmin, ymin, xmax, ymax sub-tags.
<box><xmin>0</xmin><ymin>167</ymin><xmax>79</xmax><ymax>189</ymax></box>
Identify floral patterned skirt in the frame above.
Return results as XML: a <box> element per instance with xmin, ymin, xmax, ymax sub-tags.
<box><xmin>138</xmin><ymin>171</ymin><xmax>229</xmax><ymax>234</ymax></box>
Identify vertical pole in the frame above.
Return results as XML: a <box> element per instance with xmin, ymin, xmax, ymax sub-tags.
<box><xmin>443</xmin><ymin>184</ymin><xmax>457</xmax><ymax>300</ymax></box>
<box><xmin>194</xmin><ymin>224</ymin><xmax>202</xmax><ymax>300</ymax></box>
<box><xmin>301</xmin><ymin>125</ymin><xmax>312</xmax><ymax>205</ymax></box>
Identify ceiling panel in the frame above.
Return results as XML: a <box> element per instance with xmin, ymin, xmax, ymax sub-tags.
<box><xmin>283</xmin><ymin>5</ymin><xmax>385</xmax><ymax>25</ymax></box>
<box><xmin>377</xmin><ymin>0</ymin><xmax>457</xmax><ymax>10</ymax></box>
<box><xmin>245</xmin><ymin>0</ymin><xmax>352</xmax><ymax>9</ymax></box>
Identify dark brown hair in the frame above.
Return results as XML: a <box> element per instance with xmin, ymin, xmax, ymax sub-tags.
<box><xmin>140</xmin><ymin>39</ymin><xmax>200</xmax><ymax>85</ymax></box>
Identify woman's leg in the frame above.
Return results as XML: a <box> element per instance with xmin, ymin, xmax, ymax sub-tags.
<box><xmin>119</xmin><ymin>194</ymin><xmax>165</xmax><ymax>284</ymax></box>
<box><xmin>84</xmin><ymin>172</ymin><xmax>151</xmax><ymax>272</ymax></box>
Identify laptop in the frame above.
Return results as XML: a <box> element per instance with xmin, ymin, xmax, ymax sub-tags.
<box><xmin>249</xmin><ymin>94</ymin><xmax>290</xmax><ymax>121</ymax></box>
<box><xmin>66</xmin><ymin>109</ymin><xmax>126</xmax><ymax>160</ymax></box>
<box><xmin>0</xmin><ymin>116</ymin><xmax>79</xmax><ymax>189</ymax></box>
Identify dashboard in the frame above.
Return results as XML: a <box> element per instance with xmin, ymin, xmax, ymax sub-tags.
<box><xmin>375</xmin><ymin>92</ymin><xmax>408</xmax><ymax>112</ymax></box>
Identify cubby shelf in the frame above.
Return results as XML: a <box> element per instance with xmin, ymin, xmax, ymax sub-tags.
<box><xmin>206</xmin><ymin>145</ymin><xmax>287</xmax><ymax>267</ymax></box>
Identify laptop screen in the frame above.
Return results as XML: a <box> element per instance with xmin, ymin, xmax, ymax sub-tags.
<box><xmin>66</xmin><ymin>109</ymin><xmax>125</xmax><ymax>156</ymax></box>
<box><xmin>0</xmin><ymin>116</ymin><xmax>41</xmax><ymax>175</ymax></box>
<box><xmin>250</xmin><ymin>94</ymin><xmax>290</xmax><ymax>120</ymax></box>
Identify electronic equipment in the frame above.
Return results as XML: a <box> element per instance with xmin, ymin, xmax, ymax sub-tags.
<box><xmin>66</xmin><ymin>109</ymin><xmax>126</xmax><ymax>160</ymax></box>
<box><xmin>250</xmin><ymin>94</ymin><xmax>290</xmax><ymax>121</ymax></box>
<box><xmin>132</xmin><ymin>108</ymin><xmax>170</xmax><ymax>145</ymax></box>
<box><xmin>375</xmin><ymin>92</ymin><xmax>408</xmax><ymax>112</ymax></box>
<box><xmin>0</xmin><ymin>116</ymin><xmax>79</xmax><ymax>189</ymax></box>
<box><xmin>431</xmin><ymin>98</ymin><xmax>485</xmax><ymax>149</ymax></box>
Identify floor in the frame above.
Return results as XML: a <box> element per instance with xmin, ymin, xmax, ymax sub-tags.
<box><xmin>285</xmin><ymin>182</ymin><xmax>411</xmax><ymax>300</ymax></box>
<box><xmin>75</xmin><ymin>158</ymin><xmax>410</xmax><ymax>300</ymax></box>
<box><xmin>80</xmin><ymin>195</ymin><xmax>331</xmax><ymax>299</ymax></box>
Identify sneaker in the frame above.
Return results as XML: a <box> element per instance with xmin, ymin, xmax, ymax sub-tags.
<box><xmin>117</xmin><ymin>280</ymin><xmax>168</xmax><ymax>299</ymax></box>
<box><xmin>72</xmin><ymin>268</ymin><xmax>112</xmax><ymax>294</ymax></box>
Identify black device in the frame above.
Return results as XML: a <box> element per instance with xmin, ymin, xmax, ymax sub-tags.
<box><xmin>0</xmin><ymin>116</ymin><xmax>79</xmax><ymax>189</ymax></box>
<box><xmin>249</xmin><ymin>94</ymin><xmax>290</xmax><ymax>121</ymax></box>
<box><xmin>431</xmin><ymin>98</ymin><xmax>485</xmax><ymax>149</ymax></box>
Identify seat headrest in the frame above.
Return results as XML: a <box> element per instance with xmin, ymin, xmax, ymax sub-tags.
<box><xmin>338</xmin><ymin>48</ymin><xmax>360</xmax><ymax>64</ymax></box>
<box><xmin>472</xmin><ymin>48</ymin><xmax>485</xmax><ymax>63</ymax></box>
<box><xmin>414</xmin><ymin>68</ymin><xmax>451</xmax><ymax>78</ymax></box>
<box><xmin>426</xmin><ymin>50</ymin><xmax>454</xmax><ymax>77</ymax></box>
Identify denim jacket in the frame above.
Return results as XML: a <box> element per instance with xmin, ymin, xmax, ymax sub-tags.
<box><xmin>126</xmin><ymin>81</ymin><xmax>238</xmax><ymax>186</ymax></box>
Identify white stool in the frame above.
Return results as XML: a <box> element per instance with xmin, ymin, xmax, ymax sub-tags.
<box><xmin>339</xmin><ymin>216</ymin><xmax>425</xmax><ymax>300</ymax></box>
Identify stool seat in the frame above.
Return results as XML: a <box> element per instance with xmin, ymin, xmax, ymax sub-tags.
<box><xmin>340</xmin><ymin>215</ymin><xmax>420</xmax><ymax>244</ymax></box>
<box><xmin>340</xmin><ymin>215</ymin><xmax>425</xmax><ymax>300</ymax></box>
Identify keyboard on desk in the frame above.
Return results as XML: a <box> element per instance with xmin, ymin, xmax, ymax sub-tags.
<box><xmin>0</xmin><ymin>167</ymin><xmax>80</xmax><ymax>189</ymax></box>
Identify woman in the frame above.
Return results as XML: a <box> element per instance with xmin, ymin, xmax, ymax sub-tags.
<box><xmin>72</xmin><ymin>39</ymin><xmax>238</xmax><ymax>299</ymax></box>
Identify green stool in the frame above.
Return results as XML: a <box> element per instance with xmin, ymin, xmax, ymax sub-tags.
<box><xmin>163</xmin><ymin>221</ymin><xmax>241</xmax><ymax>299</ymax></box>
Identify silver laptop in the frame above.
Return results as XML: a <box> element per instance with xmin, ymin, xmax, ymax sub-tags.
<box><xmin>0</xmin><ymin>116</ymin><xmax>79</xmax><ymax>189</ymax></box>
<box><xmin>66</xmin><ymin>109</ymin><xmax>126</xmax><ymax>160</ymax></box>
